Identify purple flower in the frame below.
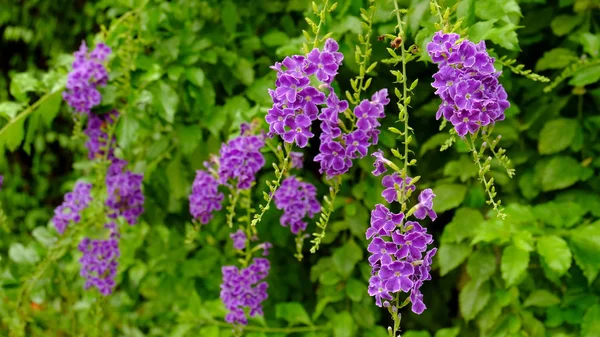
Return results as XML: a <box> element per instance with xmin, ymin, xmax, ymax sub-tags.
<box><xmin>52</xmin><ymin>182</ymin><xmax>93</xmax><ymax>235</ymax></box>
<box><xmin>414</xmin><ymin>189</ymin><xmax>437</xmax><ymax>221</ymax></box>
<box><xmin>220</xmin><ymin>258</ymin><xmax>270</xmax><ymax>325</ymax></box>
<box><xmin>410</xmin><ymin>281</ymin><xmax>426</xmax><ymax>314</ymax></box>
<box><xmin>367</xmin><ymin>237</ymin><xmax>397</xmax><ymax>265</ymax></box>
<box><xmin>427</xmin><ymin>32</ymin><xmax>509</xmax><ymax>136</ymax></box>
<box><xmin>218</xmin><ymin>134</ymin><xmax>266</xmax><ymax>189</ymax></box>
<box><xmin>63</xmin><ymin>42</ymin><xmax>111</xmax><ymax>114</ymax></box>
<box><xmin>304</xmin><ymin>38</ymin><xmax>344</xmax><ymax>83</ymax></box>
<box><xmin>379</xmin><ymin>261</ymin><xmax>414</xmax><ymax>292</ymax></box>
<box><xmin>366</xmin><ymin>204</ymin><xmax>404</xmax><ymax>239</ymax></box>
<box><xmin>314</xmin><ymin>140</ymin><xmax>352</xmax><ymax>177</ymax></box>
<box><xmin>78</xmin><ymin>236</ymin><xmax>120</xmax><ymax>296</ymax></box>
<box><xmin>345</xmin><ymin>130</ymin><xmax>370</xmax><ymax>159</ymax></box>
<box><xmin>84</xmin><ymin>110</ymin><xmax>118</xmax><ymax>160</ymax></box>
<box><xmin>290</xmin><ymin>151</ymin><xmax>304</xmax><ymax>169</ymax></box>
<box><xmin>319</xmin><ymin>92</ymin><xmax>349</xmax><ymax>123</ymax></box>
<box><xmin>258</xmin><ymin>242</ymin><xmax>273</xmax><ymax>256</ymax></box>
<box><xmin>368</xmin><ymin>276</ymin><xmax>393</xmax><ymax>307</ymax></box>
<box><xmin>282</xmin><ymin>114</ymin><xmax>314</xmax><ymax>148</ymax></box>
<box><xmin>392</xmin><ymin>227</ymin><xmax>432</xmax><ymax>260</ymax></box>
<box><xmin>297</xmin><ymin>86</ymin><xmax>326</xmax><ymax>120</ymax></box>
<box><xmin>274</xmin><ymin>176</ymin><xmax>320</xmax><ymax>234</ymax></box>
<box><xmin>0</xmin><ymin>175</ymin><xmax>4</xmax><ymax>190</ymax></box>
<box><xmin>189</xmin><ymin>170</ymin><xmax>224</xmax><ymax>224</ymax></box>
<box><xmin>230</xmin><ymin>230</ymin><xmax>247</xmax><ymax>250</ymax></box>
<box><xmin>371</xmin><ymin>150</ymin><xmax>388</xmax><ymax>176</ymax></box>
<box><xmin>105</xmin><ymin>169</ymin><xmax>144</xmax><ymax>225</ymax></box>
<box><xmin>381</xmin><ymin>173</ymin><xmax>415</xmax><ymax>203</ymax></box>
<box><xmin>265</xmin><ymin>106</ymin><xmax>293</xmax><ymax>137</ymax></box>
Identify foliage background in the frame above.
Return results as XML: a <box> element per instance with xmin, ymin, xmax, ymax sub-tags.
<box><xmin>1</xmin><ymin>0</ymin><xmax>600</xmax><ymax>336</ymax></box>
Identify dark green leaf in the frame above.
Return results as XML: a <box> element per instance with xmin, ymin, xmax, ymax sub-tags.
<box><xmin>186</xmin><ymin>68</ymin><xmax>205</xmax><ymax>87</ymax></box>
<box><xmin>550</xmin><ymin>14</ymin><xmax>583</xmax><ymax>36</ymax></box>
<box><xmin>569</xmin><ymin>221</ymin><xmax>600</xmax><ymax>284</ymax></box>
<box><xmin>333</xmin><ymin>312</ymin><xmax>356</xmax><ymax>337</ymax></box>
<box><xmin>581</xmin><ymin>304</ymin><xmax>600</xmax><ymax>337</ymax></box>
<box><xmin>467</xmin><ymin>250</ymin><xmax>496</xmax><ymax>284</ymax></box>
<box><xmin>332</xmin><ymin>240</ymin><xmax>363</xmax><ymax>279</ymax></box>
<box><xmin>432</xmin><ymin>184</ymin><xmax>467</xmax><ymax>213</ymax></box>
<box><xmin>441</xmin><ymin>208</ymin><xmax>484</xmax><ymax>244</ymax></box>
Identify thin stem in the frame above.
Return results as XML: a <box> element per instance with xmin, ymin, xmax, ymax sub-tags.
<box><xmin>431</xmin><ymin>0</ymin><xmax>445</xmax><ymax>26</ymax></box>
<box><xmin>312</xmin><ymin>0</ymin><xmax>329</xmax><ymax>49</ymax></box>
<box><xmin>0</xmin><ymin>90</ymin><xmax>62</xmax><ymax>139</ymax></box>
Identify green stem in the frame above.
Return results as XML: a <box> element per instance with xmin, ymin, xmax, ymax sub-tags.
<box><xmin>251</xmin><ymin>144</ymin><xmax>291</xmax><ymax>227</ymax></box>
<box><xmin>0</xmin><ymin>89</ymin><xmax>62</xmax><ymax>139</ymax></box>
<box><xmin>431</xmin><ymin>0</ymin><xmax>445</xmax><ymax>27</ymax></box>
<box><xmin>312</xmin><ymin>0</ymin><xmax>329</xmax><ymax>48</ymax></box>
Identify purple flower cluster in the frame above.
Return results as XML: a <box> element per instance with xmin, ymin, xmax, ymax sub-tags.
<box><xmin>106</xmin><ymin>167</ymin><xmax>144</xmax><ymax>225</ymax></box>
<box><xmin>366</xmin><ymin>157</ymin><xmax>437</xmax><ymax>314</ymax></box>
<box><xmin>189</xmin><ymin>170</ymin><xmax>224</xmax><ymax>224</ymax></box>
<box><xmin>230</xmin><ymin>229</ymin><xmax>247</xmax><ymax>250</ymax></box>
<box><xmin>273</xmin><ymin>176</ymin><xmax>321</xmax><ymax>234</ymax></box>
<box><xmin>63</xmin><ymin>42</ymin><xmax>111</xmax><ymax>114</ymax></box>
<box><xmin>220</xmin><ymin>258</ymin><xmax>270</xmax><ymax>325</ymax></box>
<box><xmin>51</xmin><ymin>182</ymin><xmax>93</xmax><ymax>235</ymax></box>
<box><xmin>78</xmin><ymin>224</ymin><xmax>120</xmax><ymax>296</ymax></box>
<box><xmin>84</xmin><ymin>110</ymin><xmax>118</xmax><ymax>160</ymax></box>
<box><xmin>218</xmin><ymin>135</ymin><xmax>265</xmax><ymax>189</ymax></box>
<box><xmin>427</xmin><ymin>32</ymin><xmax>509</xmax><ymax>136</ymax></box>
<box><xmin>266</xmin><ymin>38</ymin><xmax>390</xmax><ymax>178</ymax></box>
<box><xmin>188</xmin><ymin>128</ymin><xmax>266</xmax><ymax>224</ymax></box>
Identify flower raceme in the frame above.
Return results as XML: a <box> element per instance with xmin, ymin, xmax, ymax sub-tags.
<box><xmin>273</xmin><ymin>176</ymin><xmax>321</xmax><ymax>234</ymax></box>
<box><xmin>427</xmin><ymin>32</ymin><xmax>510</xmax><ymax>137</ymax></box>
<box><xmin>188</xmin><ymin>127</ymin><xmax>266</xmax><ymax>225</ymax></box>
<box><xmin>220</xmin><ymin>258</ymin><xmax>270</xmax><ymax>325</ymax></box>
<box><xmin>266</xmin><ymin>38</ymin><xmax>391</xmax><ymax>178</ymax></box>
<box><xmin>367</xmin><ymin>154</ymin><xmax>437</xmax><ymax>314</ymax></box>
<box><xmin>63</xmin><ymin>42</ymin><xmax>111</xmax><ymax>114</ymax></box>
<box><xmin>51</xmin><ymin>182</ymin><xmax>93</xmax><ymax>235</ymax></box>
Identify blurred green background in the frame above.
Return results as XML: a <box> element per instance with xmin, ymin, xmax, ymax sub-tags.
<box><xmin>1</xmin><ymin>0</ymin><xmax>600</xmax><ymax>336</ymax></box>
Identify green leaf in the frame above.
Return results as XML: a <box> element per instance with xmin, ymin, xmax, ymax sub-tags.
<box><xmin>441</xmin><ymin>208</ymin><xmax>484</xmax><ymax>244</ymax></box>
<box><xmin>185</xmin><ymin>68</ymin><xmax>205</xmax><ymax>87</ymax></box>
<box><xmin>156</xmin><ymin>82</ymin><xmax>179</xmax><ymax>123</ymax></box>
<box><xmin>539</xmin><ymin>156</ymin><xmax>592</xmax><ymax>191</ymax></box>
<box><xmin>467</xmin><ymin>250</ymin><xmax>496</xmax><ymax>284</ymax></box>
<box><xmin>501</xmin><ymin>244</ymin><xmax>529</xmax><ymax>287</ymax></box>
<box><xmin>116</xmin><ymin>114</ymin><xmax>140</xmax><ymax>150</ymax></box>
<box><xmin>434</xmin><ymin>327</ymin><xmax>460</xmax><ymax>337</ymax></box>
<box><xmin>535</xmin><ymin>48</ymin><xmax>579</xmax><ymax>71</ymax></box>
<box><xmin>332</xmin><ymin>240</ymin><xmax>363</xmax><ymax>279</ymax></box>
<box><xmin>10</xmin><ymin>73</ymin><xmax>39</xmax><ymax>101</ymax></box>
<box><xmin>9</xmin><ymin>243</ymin><xmax>40</xmax><ymax>265</ymax></box>
<box><xmin>438</xmin><ymin>242</ymin><xmax>472</xmax><ymax>276</ymax></box>
<box><xmin>537</xmin><ymin>236</ymin><xmax>572</xmax><ymax>276</ymax></box>
<box><xmin>275</xmin><ymin>302</ymin><xmax>312</xmax><ymax>326</ymax></box>
<box><xmin>488</xmin><ymin>24</ymin><xmax>520</xmax><ymax>51</ymax></box>
<box><xmin>550</xmin><ymin>14</ymin><xmax>583</xmax><ymax>36</ymax></box>
<box><xmin>521</xmin><ymin>311</ymin><xmax>545</xmax><ymax>337</ymax></box>
<box><xmin>538</xmin><ymin>118</ymin><xmax>579</xmax><ymax>154</ymax></box>
<box><xmin>3</xmin><ymin>117</ymin><xmax>25</xmax><ymax>152</ymax></box>
<box><xmin>333</xmin><ymin>312</ymin><xmax>356</xmax><ymax>337</ymax></box>
<box><xmin>32</xmin><ymin>227</ymin><xmax>57</xmax><ymax>247</ymax></box>
<box><xmin>432</xmin><ymin>184</ymin><xmax>467</xmax><ymax>213</ymax></box>
<box><xmin>468</xmin><ymin>20</ymin><xmax>497</xmax><ymax>43</ymax></box>
<box><xmin>533</xmin><ymin>201</ymin><xmax>585</xmax><ymax>228</ymax></box>
<box><xmin>580</xmin><ymin>32</ymin><xmax>600</xmax><ymax>57</ymax></box>
<box><xmin>459</xmin><ymin>280</ymin><xmax>491</xmax><ymax>321</ymax></box>
<box><xmin>569</xmin><ymin>64</ymin><xmax>600</xmax><ymax>87</ymax></box>
<box><xmin>569</xmin><ymin>221</ymin><xmax>600</xmax><ymax>284</ymax></box>
<box><xmin>221</xmin><ymin>1</ymin><xmax>238</xmax><ymax>34</ymax></box>
<box><xmin>0</xmin><ymin>101</ymin><xmax>23</xmax><ymax>120</ymax></box>
<box><xmin>235</xmin><ymin>58</ymin><xmax>255</xmax><ymax>86</ymax></box>
<box><xmin>581</xmin><ymin>304</ymin><xmax>600</xmax><ymax>337</ymax></box>
<box><xmin>345</xmin><ymin>278</ymin><xmax>365</xmax><ymax>302</ymax></box>
<box><xmin>523</xmin><ymin>290</ymin><xmax>561</xmax><ymax>307</ymax></box>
